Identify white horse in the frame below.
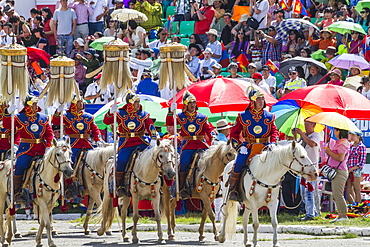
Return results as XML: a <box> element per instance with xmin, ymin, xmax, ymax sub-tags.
<box><xmin>81</xmin><ymin>145</ymin><xmax>114</xmax><ymax>235</ymax></box>
<box><xmin>218</xmin><ymin>141</ymin><xmax>318</xmax><ymax>247</ymax></box>
<box><xmin>97</xmin><ymin>139</ymin><xmax>176</xmax><ymax>244</ymax></box>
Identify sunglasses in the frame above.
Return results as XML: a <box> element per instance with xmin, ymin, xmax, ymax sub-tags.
<box><xmin>160</xmin><ymin>33</ymin><xmax>167</xmax><ymax>35</ymax></box>
<box><xmin>238</xmin><ymin>32</ymin><xmax>244</xmax><ymax>34</ymax></box>
<box><xmin>289</xmin><ymin>72</ymin><xmax>297</xmax><ymax>75</ymax></box>
<box><xmin>361</xmin><ymin>11</ymin><xmax>366</xmax><ymax>14</ymax></box>
<box><xmin>300</xmin><ymin>50</ymin><xmax>306</xmax><ymax>53</ymax></box>
<box><xmin>109</xmin><ymin>20</ymin><xmax>115</xmax><ymax>23</ymax></box>
<box><xmin>329</xmin><ymin>74</ymin><xmax>338</xmax><ymax>76</ymax></box>
<box><xmin>135</xmin><ymin>53</ymin><xmax>141</xmax><ymax>56</ymax></box>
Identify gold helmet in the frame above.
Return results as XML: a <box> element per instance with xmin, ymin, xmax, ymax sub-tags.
<box><xmin>124</xmin><ymin>90</ymin><xmax>140</xmax><ymax>104</ymax></box>
<box><xmin>182</xmin><ymin>90</ymin><xmax>196</xmax><ymax>105</ymax></box>
<box><xmin>246</xmin><ymin>86</ymin><xmax>264</xmax><ymax>101</ymax></box>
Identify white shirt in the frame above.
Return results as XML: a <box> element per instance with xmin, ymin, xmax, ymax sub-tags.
<box><xmin>84</xmin><ymin>82</ymin><xmax>111</xmax><ymax>104</ymax></box>
<box><xmin>89</xmin><ymin>0</ymin><xmax>107</xmax><ymax>23</ymax></box>
<box><xmin>149</xmin><ymin>39</ymin><xmax>167</xmax><ymax>49</ymax></box>
<box><xmin>362</xmin><ymin>87</ymin><xmax>370</xmax><ymax>100</ymax></box>
<box><xmin>264</xmin><ymin>74</ymin><xmax>276</xmax><ymax>91</ymax></box>
<box><xmin>300</xmin><ymin>132</ymin><xmax>320</xmax><ymax>165</ymax></box>
<box><xmin>252</xmin><ymin>0</ymin><xmax>269</xmax><ymax>29</ymax></box>
<box><xmin>256</xmin><ymin>79</ymin><xmax>271</xmax><ymax>94</ymax></box>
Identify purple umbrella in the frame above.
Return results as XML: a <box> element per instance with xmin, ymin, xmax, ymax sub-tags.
<box><xmin>328</xmin><ymin>53</ymin><xmax>370</xmax><ymax>70</ymax></box>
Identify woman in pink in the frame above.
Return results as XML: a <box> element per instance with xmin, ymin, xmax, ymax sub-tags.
<box><xmin>41</xmin><ymin>7</ymin><xmax>56</xmax><ymax>55</ymax></box>
<box><xmin>316</xmin><ymin>8</ymin><xmax>335</xmax><ymax>29</ymax></box>
<box><xmin>325</xmin><ymin>128</ymin><xmax>350</xmax><ymax>222</ymax></box>
<box><xmin>327</xmin><ymin>69</ymin><xmax>343</xmax><ymax>86</ymax></box>
<box><xmin>347</xmin><ymin>32</ymin><xmax>363</xmax><ymax>54</ymax></box>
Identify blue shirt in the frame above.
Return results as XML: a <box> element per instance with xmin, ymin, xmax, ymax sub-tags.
<box><xmin>136</xmin><ymin>78</ymin><xmax>160</xmax><ymax>97</ymax></box>
<box><xmin>216</xmin><ymin>132</ymin><xmax>228</xmax><ymax>142</ymax></box>
<box><xmin>187</xmin><ymin>56</ymin><xmax>200</xmax><ymax>79</ymax></box>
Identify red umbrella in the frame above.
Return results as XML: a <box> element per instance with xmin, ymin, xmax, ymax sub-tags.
<box><xmin>161</xmin><ymin>78</ymin><xmax>277</xmax><ymax>113</ymax></box>
<box><xmin>279</xmin><ymin>84</ymin><xmax>370</xmax><ymax>119</ymax></box>
<box><xmin>27</xmin><ymin>47</ymin><xmax>51</xmax><ymax>65</ymax></box>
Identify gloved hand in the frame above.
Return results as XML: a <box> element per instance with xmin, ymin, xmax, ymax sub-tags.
<box><xmin>96</xmin><ymin>140</ymin><xmax>105</xmax><ymax>147</ymax></box>
<box><xmin>150</xmin><ymin>139</ymin><xmax>157</xmax><ymax>147</ymax></box>
<box><xmin>110</xmin><ymin>103</ymin><xmax>118</xmax><ymax>114</ymax></box>
<box><xmin>170</xmin><ymin>103</ymin><xmax>177</xmax><ymax>112</ymax></box>
<box><xmin>267</xmin><ymin>143</ymin><xmax>276</xmax><ymax>151</ymax></box>
<box><xmin>57</xmin><ymin>104</ymin><xmax>64</xmax><ymax>113</ymax></box>
<box><xmin>13</xmin><ymin>144</ymin><xmax>19</xmax><ymax>154</ymax></box>
<box><xmin>239</xmin><ymin>146</ymin><xmax>248</xmax><ymax>155</ymax></box>
<box><xmin>45</xmin><ymin>148</ymin><xmax>50</xmax><ymax>153</ymax></box>
<box><xmin>8</xmin><ymin>104</ymin><xmax>16</xmax><ymax>113</ymax></box>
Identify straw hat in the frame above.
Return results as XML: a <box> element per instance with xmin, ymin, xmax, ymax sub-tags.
<box><xmin>216</xmin><ymin>119</ymin><xmax>232</xmax><ymax>131</ymax></box>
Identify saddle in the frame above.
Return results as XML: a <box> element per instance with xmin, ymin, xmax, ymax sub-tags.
<box><xmin>184</xmin><ymin>149</ymin><xmax>204</xmax><ymax>193</ymax></box>
<box><xmin>65</xmin><ymin>149</ymin><xmax>88</xmax><ymax>200</ymax></box>
<box><xmin>246</xmin><ymin>143</ymin><xmax>265</xmax><ymax>165</ymax></box>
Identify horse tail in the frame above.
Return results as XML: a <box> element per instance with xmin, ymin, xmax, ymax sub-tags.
<box><xmin>223</xmin><ymin>201</ymin><xmax>238</xmax><ymax>239</ymax></box>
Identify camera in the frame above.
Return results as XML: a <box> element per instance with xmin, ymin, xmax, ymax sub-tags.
<box><xmin>256</xmin><ymin>30</ymin><xmax>261</xmax><ymax>34</ymax></box>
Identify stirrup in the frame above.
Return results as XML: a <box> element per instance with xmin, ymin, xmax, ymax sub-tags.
<box><xmin>116</xmin><ymin>186</ymin><xmax>128</xmax><ymax>198</ymax></box>
<box><xmin>14</xmin><ymin>192</ymin><xmax>25</xmax><ymax>203</ymax></box>
<box><xmin>180</xmin><ymin>189</ymin><xmax>191</xmax><ymax>199</ymax></box>
<box><xmin>228</xmin><ymin>190</ymin><xmax>240</xmax><ymax>202</ymax></box>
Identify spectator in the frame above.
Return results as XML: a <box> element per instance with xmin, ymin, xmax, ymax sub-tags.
<box><xmin>189</xmin><ymin>33</ymin><xmax>204</xmax><ymax>50</ymax></box>
<box><xmin>213</xmin><ymin>0</ymin><xmax>225</xmax><ymax>23</ymax></box>
<box><xmin>42</xmin><ymin>7</ymin><xmax>57</xmax><ymax>56</ymax></box>
<box><xmin>210</xmin><ymin>63</ymin><xmax>222</xmax><ymax>78</ymax></box>
<box><xmin>246</xmin><ymin>40</ymin><xmax>262</xmax><ymax>66</ymax></box>
<box><xmin>230</xmin><ymin>30</ymin><xmax>248</xmax><ymax>60</ymax></box>
<box><xmin>128</xmin><ymin>1</ymin><xmax>135</xmax><ymax>9</ymax></box>
<box><xmin>68</xmin><ymin>0</ymin><xmax>93</xmax><ymax>40</ymax></box>
<box><xmin>88</xmin><ymin>0</ymin><xmax>108</xmax><ymax>35</ymax></box>
<box><xmin>361</xmin><ymin>76</ymin><xmax>370</xmax><ymax>99</ymax></box>
<box><xmin>104</xmin><ymin>20</ymin><xmax>123</xmax><ymax>39</ymax></box>
<box><xmin>200</xmin><ymin>47</ymin><xmax>217</xmax><ymax>80</ymax></box>
<box><xmin>205</xmin><ymin>29</ymin><xmax>222</xmax><ymax>62</ymax></box>
<box><xmin>343</xmin><ymin>65</ymin><xmax>362</xmax><ymax>91</ymax></box>
<box><xmin>186</xmin><ymin>44</ymin><xmax>201</xmax><ymax>79</ymax></box>
<box><xmin>306</xmin><ymin>64</ymin><xmax>323</xmax><ymax>86</ymax></box>
<box><xmin>106</xmin><ymin>0</ymin><xmax>124</xmax><ymax>25</ymax></box>
<box><xmin>346</xmin><ymin>131</ymin><xmax>366</xmax><ymax>204</ymax></box>
<box><xmin>227</xmin><ymin>62</ymin><xmax>243</xmax><ymax>78</ymax></box>
<box><xmin>261</xmin><ymin>65</ymin><xmax>276</xmax><ymax>94</ymax></box>
<box><xmin>1</xmin><ymin>22</ymin><xmax>13</xmax><ymax>46</ymax></box>
<box><xmin>191</xmin><ymin>0</ymin><xmax>216</xmax><ymax>47</ymax></box>
<box><xmin>308</xmin><ymin>27</ymin><xmax>336</xmax><ymax>50</ymax></box>
<box><xmin>84</xmin><ymin>73</ymin><xmax>111</xmax><ymax>103</ymax></box>
<box><xmin>148</xmin><ymin>28</ymin><xmax>168</xmax><ymax>48</ymax></box>
<box><xmin>299</xmin><ymin>47</ymin><xmax>311</xmax><ymax>58</ymax></box>
<box><xmin>251</xmin><ymin>0</ymin><xmax>269</xmax><ymax>30</ymax></box>
<box><xmin>70</xmin><ymin>38</ymin><xmax>86</xmax><ymax>59</ymax></box>
<box><xmin>136</xmin><ymin>69</ymin><xmax>160</xmax><ymax>97</ymax></box>
<box><xmin>280</xmin><ymin>66</ymin><xmax>306</xmax><ymax>96</ymax></box>
<box><xmin>325</xmin><ymin>128</ymin><xmax>350</xmax><ymax>222</ymax></box>
<box><xmin>247</xmin><ymin>63</ymin><xmax>257</xmax><ymax>78</ymax></box>
<box><xmin>74</xmin><ymin>54</ymin><xmax>87</xmax><ymax>86</ymax></box>
<box><xmin>53</xmin><ymin>0</ymin><xmax>77</xmax><ymax>56</ymax></box>
<box><xmin>231</xmin><ymin>14</ymin><xmax>250</xmax><ymax>37</ymax></box>
<box><xmin>130</xmin><ymin>49</ymin><xmax>153</xmax><ymax>84</ymax></box>
<box><xmin>321</xmin><ymin>46</ymin><xmax>336</xmax><ymax>70</ymax></box>
<box><xmin>267</xmin><ymin>0</ymin><xmax>279</xmax><ymax>27</ymax></box>
<box><xmin>125</xmin><ymin>20</ymin><xmax>148</xmax><ymax>50</ymax></box>
<box><xmin>76</xmin><ymin>49</ymin><xmax>100</xmax><ymax>90</ymax></box>
<box><xmin>316</xmin><ymin>7</ymin><xmax>335</xmax><ymax>28</ymax></box>
<box><xmin>358</xmin><ymin>7</ymin><xmax>370</xmax><ymax>34</ymax></box>
<box><xmin>220</xmin><ymin>13</ymin><xmax>237</xmax><ymax>49</ymax></box>
<box><xmin>327</xmin><ymin>69</ymin><xmax>344</xmax><ymax>86</ymax></box>
<box><xmin>291</xmin><ymin>120</ymin><xmax>320</xmax><ymax>221</ymax></box>
<box><xmin>33</xmin><ymin>16</ymin><xmax>43</xmax><ymax>29</ymax></box>
<box><xmin>9</xmin><ymin>16</ymin><xmax>34</xmax><ymax>47</ymax></box>
<box><xmin>283</xmin><ymin>29</ymin><xmax>300</xmax><ymax>57</ymax></box>
<box><xmin>255</xmin><ymin>26</ymin><xmax>283</xmax><ymax>65</ymax></box>
<box><xmin>173</xmin><ymin>0</ymin><xmax>191</xmax><ymax>22</ymax></box>
<box><xmin>252</xmin><ymin>72</ymin><xmax>270</xmax><ymax>93</ymax></box>
<box><xmin>270</xmin><ymin>8</ymin><xmax>284</xmax><ymax>27</ymax></box>
<box><xmin>3</xmin><ymin>4</ymin><xmax>15</xmax><ymax>21</ymax></box>
<box><xmin>171</xmin><ymin>36</ymin><xmax>181</xmax><ymax>43</ymax></box>
<box><xmin>52</xmin><ymin>125</ymin><xmax>61</xmax><ymax>140</ymax></box>
<box><xmin>134</xmin><ymin>0</ymin><xmax>162</xmax><ymax>31</ymax></box>
<box><xmin>347</xmin><ymin>31</ymin><xmax>363</xmax><ymax>54</ymax></box>
<box><xmin>33</xmin><ymin>28</ymin><xmax>49</xmax><ymax>53</ymax></box>
<box><xmin>337</xmin><ymin>5</ymin><xmax>353</xmax><ymax>23</ymax></box>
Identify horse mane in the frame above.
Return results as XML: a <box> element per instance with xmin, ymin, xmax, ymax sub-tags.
<box><xmin>45</xmin><ymin>139</ymin><xmax>69</xmax><ymax>161</ymax></box>
<box><xmin>198</xmin><ymin>142</ymin><xmax>228</xmax><ymax>174</ymax></box>
<box><xmin>85</xmin><ymin>145</ymin><xmax>115</xmax><ymax>169</ymax></box>
<box><xmin>134</xmin><ymin>139</ymin><xmax>173</xmax><ymax>175</ymax></box>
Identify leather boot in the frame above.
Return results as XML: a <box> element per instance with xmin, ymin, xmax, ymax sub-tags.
<box><xmin>13</xmin><ymin>175</ymin><xmax>24</xmax><ymax>202</ymax></box>
<box><xmin>179</xmin><ymin>172</ymin><xmax>190</xmax><ymax>199</ymax></box>
<box><xmin>228</xmin><ymin>170</ymin><xmax>241</xmax><ymax>202</ymax></box>
<box><xmin>116</xmin><ymin>171</ymin><xmax>127</xmax><ymax>197</ymax></box>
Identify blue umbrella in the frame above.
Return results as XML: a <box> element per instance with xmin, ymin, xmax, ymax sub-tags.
<box><xmin>276</xmin><ymin>19</ymin><xmax>320</xmax><ymax>41</ymax></box>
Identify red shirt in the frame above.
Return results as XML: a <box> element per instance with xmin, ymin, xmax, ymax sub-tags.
<box><xmin>194</xmin><ymin>6</ymin><xmax>215</xmax><ymax>35</ymax></box>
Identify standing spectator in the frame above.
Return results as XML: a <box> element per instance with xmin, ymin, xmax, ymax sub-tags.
<box><xmin>325</xmin><ymin>128</ymin><xmax>350</xmax><ymax>222</ymax></box>
<box><xmin>186</xmin><ymin>44</ymin><xmax>201</xmax><ymax>79</ymax></box>
<box><xmin>106</xmin><ymin>0</ymin><xmax>124</xmax><ymax>26</ymax></box>
<box><xmin>104</xmin><ymin>20</ymin><xmax>123</xmax><ymax>39</ymax></box>
<box><xmin>316</xmin><ymin>7</ymin><xmax>335</xmax><ymax>28</ymax></box>
<box><xmin>283</xmin><ymin>29</ymin><xmax>300</xmax><ymax>57</ymax></box>
<box><xmin>346</xmin><ymin>131</ymin><xmax>366</xmax><ymax>204</ymax></box>
<box><xmin>266</xmin><ymin>0</ymin><xmax>278</xmax><ymax>27</ymax></box>
<box><xmin>148</xmin><ymin>28</ymin><xmax>168</xmax><ymax>48</ymax></box>
<box><xmin>9</xmin><ymin>16</ymin><xmax>34</xmax><ymax>47</ymax></box>
<box><xmin>246</xmin><ymin>40</ymin><xmax>262</xmax><ymax>66</ymax></box>
<box><xmin>255</xmin><ymin>26</ymin><xmax>283</xmax><ymax>65</ymax></box>
<box><xmin>213</xmin><ymin>0</ymin><xmax>225</xmax><ymax>23</ymax></box>
<box><xmin>84</xmin><ymin>73</ymin><xmax>111</xmax><ymax>103</ymax></box>
<box><xmin>88</xmin><ymin>0</ymin><xmax>108</xmax><ymax>35</ymax></box>
<box><xmin>270</xmin><ymin>8</ymin><xmax>284</xmax><ymax>27</ymax></box>
<box><xmin>30</xmin><ymin>8</ymin><xmax>41</xmax><ymax>29</ymax></box>
<box><xmin>205</xmin><ymin>29</ymin><xmax>222</xmax><ymax>62</ymax></box>
<box><xmin>220</xmin><ymin>13</ymin><xmax>237</xmax><ymax>50</ymax></box>
<box><xmin>3</xmin><ymin>4</ymin><xmax>15</xmax><ymax>22</ymax></box>
<box><xmin>33</xmin><ymin>16</ymin><xmax>43</xmax><ymax>29</ymax></box>
<box><xmin>261</xmin><ymin>65</ymin><xmax>276</xmax><ymax>94</ymax></box>
<box><xmin>200</xmin><ymin>48</ymin><xmax>217</xmax><ymax>80</ymax></box>
<box><xmin>136</xmin><ymin>69</ymin><xmax>160</xmax><ymax>96</ymax></box>
<box><xmin>306</xmin><ymin>64</ymin><xmax>324</xmax><ymax>86</ymax></box>
<box><xmin>227</xmin><ymin>62</ymin><xmax>243</xmax><ymax>78</ymax></box>
<box><xmin>130</xmin><ymin>49</ymin><xmax>153</xmax><ymax>84</ymax></box>
<box><xmin>308</xmin><ymin>27</ymin><xmax>336</xmax><ymax>50</ymax></box>
<box><xmin>134</xmin><ymin>0</ymin><xmax>162</xmax><ymax>32</ymax></box>
<box><xmin>230</xmin><ymin>30</ymin><xmax>248</xmax><ymax>60</ymax></box>
<box><xmin>191</xmin><ymin>0</ymin><xmax>215</xmax><ymax>47</ymax></box>
<box><xmin>327</xmin><ymin>69</ymin><xmax>344</xmax><ymax>86</ymax></box>
<box><xmin>53</xmin><ymin>0</ymin><xmax>77</xmax><ymax>56</ymax></box>
<box><xmin>251</xmin><ymin>0</ymin><xmax>269</xmax><ymax>30</ymax></box>
<box><xmin>42</xmin><ymin>7</ymin><xmax>57</xmax><ymax>56</ymax></box>
<box><xmin>292</xmin><ymin>121</ymin><xmax>321</xmax><ymax>221</ymax></box>
<box><xmin>33</xmin><ymin>28</ymin><xmax>49</xmax><ymax>53</ymax></box>
<box><xmin>1</xmin><ymin>22</ymin><xmax>14</xmax><ymax>46</ymax></box>
<box><xmin>68</xmin><ymin>0</ymin><xmax>93</xmax><ymax>40</ymax></box>
<box><xmin>76</xmin><ymin>49</ymin><xmax>100</xmax><ymax>91</ymax></box>
<box><xmin>231</xmin><ymin>14</ymin><xmax>250</xmax><ymax>37</ymax></box>
<box><xmin>173</xmin><ymin>0</ymin><xmax>191</xmax><ymax>22</ymax></box>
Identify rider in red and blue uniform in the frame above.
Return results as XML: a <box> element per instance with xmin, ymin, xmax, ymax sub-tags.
<box><xmin>103</xmin><ymin>91</ymin><xmax>157</xmax><ymax>197</ymax></box>
<box><xmin>0</xmin><ymin>103</ymin><xmax>20</xmax><ymax>160</ymax></box>
<box><xmin>228</xmin><ymin>88</ymin><xmax>278</xmax><ymax>201</ymax></box>
<box><xmin>3</xmin><ymin>95</ymin><xmax>54</xmax><ymax>199</ymax></box>
<box><xmin>52</xmin><ymin>98</ymin><xmax>103</xmax><ymax>167</ymax></box>
<box><xmin>166</xmin><ymin>91</ymin><xmax>215</xmax><ymax>199</ymax></box>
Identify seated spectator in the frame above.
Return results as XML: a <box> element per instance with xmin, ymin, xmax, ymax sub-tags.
<box><xmin>190</xmin><ymin>33</ymin><xmax>204</xmax><ymax>51</ymax></box>
<box><xmin>33</xmin><ymin>15</ymin><xmax>43</xmax><ymax>29</ymax></box>
<box><xmin>247</xmin><ymin>63</ymin><xmax>257</xmax><ymax>78</ymax></box>
<box><xmin>220</xmin><ymin>13</ymin><xmax>237</xmax><ymax>50</ymax></box>
<box><xmin>136</xmin><ymin>69</ymin><xmax>160</xmax><ymax>97</ymax></box>
<box><xmin>205</xmin><ymin>29</ymin><xmax>222</xmax><ymax>62</ymax></box>
<box><xmin>186</xmin><ymin>44</ymin><xmax>201</xmax><ymax>79</ymax></box>
<box><xmin>126</xmin><ymin>20</ymin><xmax>149</xmax><ymax>50</ymax></box>
<box><xmin>337</xmin><ymin>35</ymin><xmax>349</xmax><ymax>54</ymax></box>
<box><xmin>280</xmin><ymin>66</ymin><xmax>306</xmax><ymax>96</ymax></box>
<box><xmin>347</xmin><ymin>31</ymin><xmax>363</xmax><ymax>55</ymax></box>
<box><xmin>134</xmin><ymin>0</ymin><xmax>162</xmax><ymax>31</ymax></box>
<box><xmin>343</xmin><ymin>65</ymin><xmax>362</xmax><ymax>91</ymax></box>
<box><xmin>321</xmin><ymin>46</ymin><xmax>336</xmax><ymax>70</ymax></box>
<box><xmin>227</xmin><ymin>62</ymin><xmax>243</xmax><ymax>78</ymax></box>
<box><xmin>230</xmin><ymin>30</ymin><xmax>248</xmax><ymax>60</ymax></box>
<box><xmin>308</xmin><ymin>27</ymin><xmax>336</xmax><ymax>50</ymax></box>
<box><xmin>299</xmin><ymin>47</ymin><xmax>311</xmax><ymax>58</ymax></box>
<box><xmin>171</xmin><ymin>36</ymin><xmax>181</xmax><ymax>43</ymax></box>
<box><xmin>358</xmin><ymin>7</ymin><xmax>370</xmax><ymax>34</ymax></box>
<box><xmin>76</xmin><ymin>48</ymin><xmax>100</xmax><ymax>90</ymax></box>
<box><xmin>327</xmin><ymin>69</ymin><xmax>343</xmax><ymax>86</ymax></box>
<box><xmin>69</xmin><ymin>38</ymin><xmax>85</xmax><ymax>59</ymax></box>
<box><xmin>283</xmin><ymin>30</ymin><xmax>300</xmax><ymax>57</ymax></box>
<box><xmin>261</xmin><ymin>65</ymin><xmax>276</xmax><ymax>94</ymax></box>
<box><xmin>316</xmin><ymin>7</ymin><xmax>335</xmax><ymax>28</ymax></box>
<box><xmin>104</xmin><ymin>20</ymin><xmax>123</xmax><ymax>39</ymax></box>
<box><xmin>253</xmin><ymin>72</ymin><xmax>270</xmax><ymax>93</ymax></box>
<box><xmin>361</xmin><ymin>76</ymin><xmax>370</xmax><ymax>100</ymax></box>
<box><xmin>246</xmin><ymin>40</ymin><xmax>262</xmax><ymax>67</ymax></box>
<box><xmin>307</xmin><ymin>64</ymin><xmax>324</xmax><ymax>86</ymax></box>
<box><xmin>200</xmin><ymin>47</ymin><xmax>217</xmax><ymax>80</ymax></box>
<box><xmin>74</xmin><ymin>54</ymin><xmax>87</xmax><ymax>88</ymax></box>
<box><xmin>148</xmin><ymin>28</ymin><xmax>168</xmax><ymax>49</ymax></box>
<box><xmin>84</xmin><ymin>73</ymin><xmax>111</xmax><ymax>104</ymax></box>
<box><xmin>231</xmin><ymin>14</ymin><xmax>250</xmax><ymax>38</ymax></box>
<box><xmin>210</xmin><ymin>63</ymin><xmax>222</xmax><ymax>78</ymax></box>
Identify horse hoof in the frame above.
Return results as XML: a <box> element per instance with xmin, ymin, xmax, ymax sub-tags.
<box><xmin>214</xmin><ymin>235</ymin><xmax>219</xmax><ymax>241</ymax></box>
<box><xmin>273</xmin><ymin>243</ymin><xmax>280</xmax><ymax>247</ymax></box>
<box><xmin>123</xmin><ymin>237</ymin><xmax>130</xmax><ymax>242</ymax></box>
<box><xmin>245</xmin><ymin>242</ymin><xmax>253</xmax><ymax>247</ymax></box>
<box><xmin>36</xmin><ymin>244</ymin><xmax>43</xmax><ymax>247</ymax></box>
<box><xmin>51</xmin><ymin>231</ymin><xmax>58</xmax><ymax>236</ymax></box>
<box><xmin>168</xmin><ymin>235</ymin><xmax>175</xmax><ymax>241</ymax></box>
<box><xmin>84</xmin><ymin>230</ymin><xmax>90</xmax><ymax>235</ymax></box>
<box><xmin>97</xmin><ymin>228</ymin><xmax>105</xmax><ymax>236</ymax></box>
<box><xmin>105</xmin><ymin>230</ymin><xmax>112</xmax><ymax>236</ymax></box>
<box><xmin>14</xmin><ymin>232</ymin><xmax>22</xmax><ymax>238</ymax></box>
<box><xmin>132</xmin><ymin>239</ymin><xmax>139</xmax><ymax>244</ymax></box>
<box><xmin>218</xmin><ymin>235</ymin><xmax>225</xmax><ymax>243</ymax></box>
<box><xmin>158</xmin><ymin>239</ymin><xmax>166</xmax><ymax>244</ymax></box>
<box><xmin>2</xmin><ymin>243</ymin><xmax>9</xmax><ymax>247</ymax></box>
<box><xmin>199</xmin><ymin>236</ymin><xmax>206</xmax><ymax>241</ymax></box>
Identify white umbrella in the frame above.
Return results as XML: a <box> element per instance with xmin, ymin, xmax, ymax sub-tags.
<box><xmin>111</xmin><ymin>9</ymin><xmax>148</xmax><ymax>23</ymax></box>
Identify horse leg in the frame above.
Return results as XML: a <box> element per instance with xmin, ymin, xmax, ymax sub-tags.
<box><xmin>35</xmin><ymin>209</ymin><xmax>45</xmax><ymax>247</ymax></box>
<box><xmin>198</xmin><ymin>208</ymin><xmax>207</xmax><ymax>241</ymax></box>
<box><xmin>251</xmin><ymin>206</ymin><xmax>260</xmax><ymax>247</ymax></box>
<box><xmin>131</xmin><ymin>194</ymin><xmax>139</xmax><ymax>244</ymax></box>
<box><xmin>170</xmin><ymin>198</ymin><xmax>176</xmax><ymax>236</ymax></box>
<box><xmin>268</xmin><ymin>201</ymin><xmax>280</xmax><ymax>247</ymax></box>
<box><xmin>243</xmin><ymin>207</ymin><xmax>252</xmax><ymax>247</ymax></box>
<box><xmin>163</xmin><ymin>186</ymin><xmax>174</xmax><ymax>240</ymax></box>
<box><xmin>153</xmin><ymin>193</ymin><xmax>164</xmax><ymax>243</ymax></box>
<box><xmin>121</xmin><ymin>197</ymin><xmax>130</xmax><ymax>242</ymax></box>
<box><xmin>50</xmin><ymin>213</ymin><xmax>57</xmax><ymax>236</ymax></box>
<box><xmin>202</xmin><ymin>196</ymin><xmax>218</xmax><ymax>241</ymax></box>
<box><xmin>12</xmin><ymin>215</ymin><xmax>21</xmax><ymax>238</ymax></box>
<box><xmin>83</xmin><ymin>198</ymin><xmax>94</xmax><ymax>235</ymax></box>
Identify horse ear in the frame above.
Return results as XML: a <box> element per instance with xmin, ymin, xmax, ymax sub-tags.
<box><xmin>292</xmin><ymin>140</ymin><xmax>296</xmax><ymax>149</ymax></box>
<box><xmin>227</xmin><ymin>139</ymin><xmax>231</xmax><ymax>145</ymax></box>
<box><xmin>52</xmin><ymin>138</ymin><xmax>57</xmax><ymax>147</ymax></box>
<box><xmin>65</xmin><ymin>136</ymin><xmax>70</xmax><ymax>145</ymax></box>
<box><xmin>156</xmin><ymin>139</ymin><xmax>161</xmax><ymax>146</ymax></box>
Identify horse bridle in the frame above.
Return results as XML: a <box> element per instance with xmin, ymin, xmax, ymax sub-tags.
<box><xmin>217</xmin><ymin>151</ymin><xmax>234</xmax><ymax>166</ymax></box>
<box><xmin>286</xmin><ymin>149</ymin><xmax>314</xmax><ymax>176</ymax></box>
<box><xmin>152</xmin><ymin>145</ymin><xmax>175</xmax><ymax>171</ymax></box>
<box><xmin>48</xmin><ymin>146</ymin><xmax>72</xmax><ymax>172</ymax></box>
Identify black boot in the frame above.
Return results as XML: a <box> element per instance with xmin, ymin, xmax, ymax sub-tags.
<box><xmin>179</xmin><ymin>172</ymin><xmax>190</xmax><ymax>199</ymax></box>
<box><xmin>228</xmin><ymin>170</ymin><xmax>241</xmax><ymax>202</ymax></box>
<box><xmin>13</xmin><ymin>175</ymin><xmax>24</xmax><ymax>202</ymax></box>
<box><xmin>116</xmin><ymin>171</ymin><xmax>127</xmax><ymax>197</ymax></box>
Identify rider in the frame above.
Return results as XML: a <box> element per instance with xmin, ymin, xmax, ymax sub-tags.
<box><xmin>228</xmin><ymin>88</ymin><xmax>278</xmax><ymax>201</ymax></box>
<box><xmin>3</xmin><ymin>94</ymin><xmax>54</xmax><ymax>200</ymax></box>
<box><xmin>52</xmin><ymin>97</ymin><xmax>103</xmax><ymax>167</ymax></box>
<box><xmin>0</xmin><ymin>100</ymin><xmax>20</xmax><ymax>160</ymax></box>
<box><xmin>103</xmin><ymin>91</ymin><xmax>157</xmax><ymax>197</ymax></box>
<box><xmin>166</xmin><ymin>91</ymin><xmax>215</xmax><ymax>199</ymax></box>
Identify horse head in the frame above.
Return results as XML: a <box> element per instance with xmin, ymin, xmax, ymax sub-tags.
<box><xmin>155</xmin><ymin>139</ymin><xmax>176</xmax><ymax>180</ymax></box>
<box><xmin>284</xmin><ymin>141</ymin><xmax>318</xmax><ymax>182</ymax></box>
<box><xmin>51</xmin><ymin>137</ymin><xmax>74</xmax><ymax>178</ymax></box>
<box><xmin>220</xmin><ymin>140</ymin><xmax>237</xmax><ymax>165</ymax></box>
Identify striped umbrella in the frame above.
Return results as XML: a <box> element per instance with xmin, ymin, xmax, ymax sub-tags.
<box><xmin>276</xmin><ymin>19</ymin><xmax>320</xmax><ymax>41</ymax></box>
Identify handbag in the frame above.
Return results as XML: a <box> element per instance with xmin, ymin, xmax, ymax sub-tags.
<box><xmin>247</xmin><ymin>16</ymin><xmax>265</xmax><ymax>30</ymax></box>
<box><xmin>321</xmin><ymin>155</ymin><xmax>346</xmax><ymax>180</ymax></box>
